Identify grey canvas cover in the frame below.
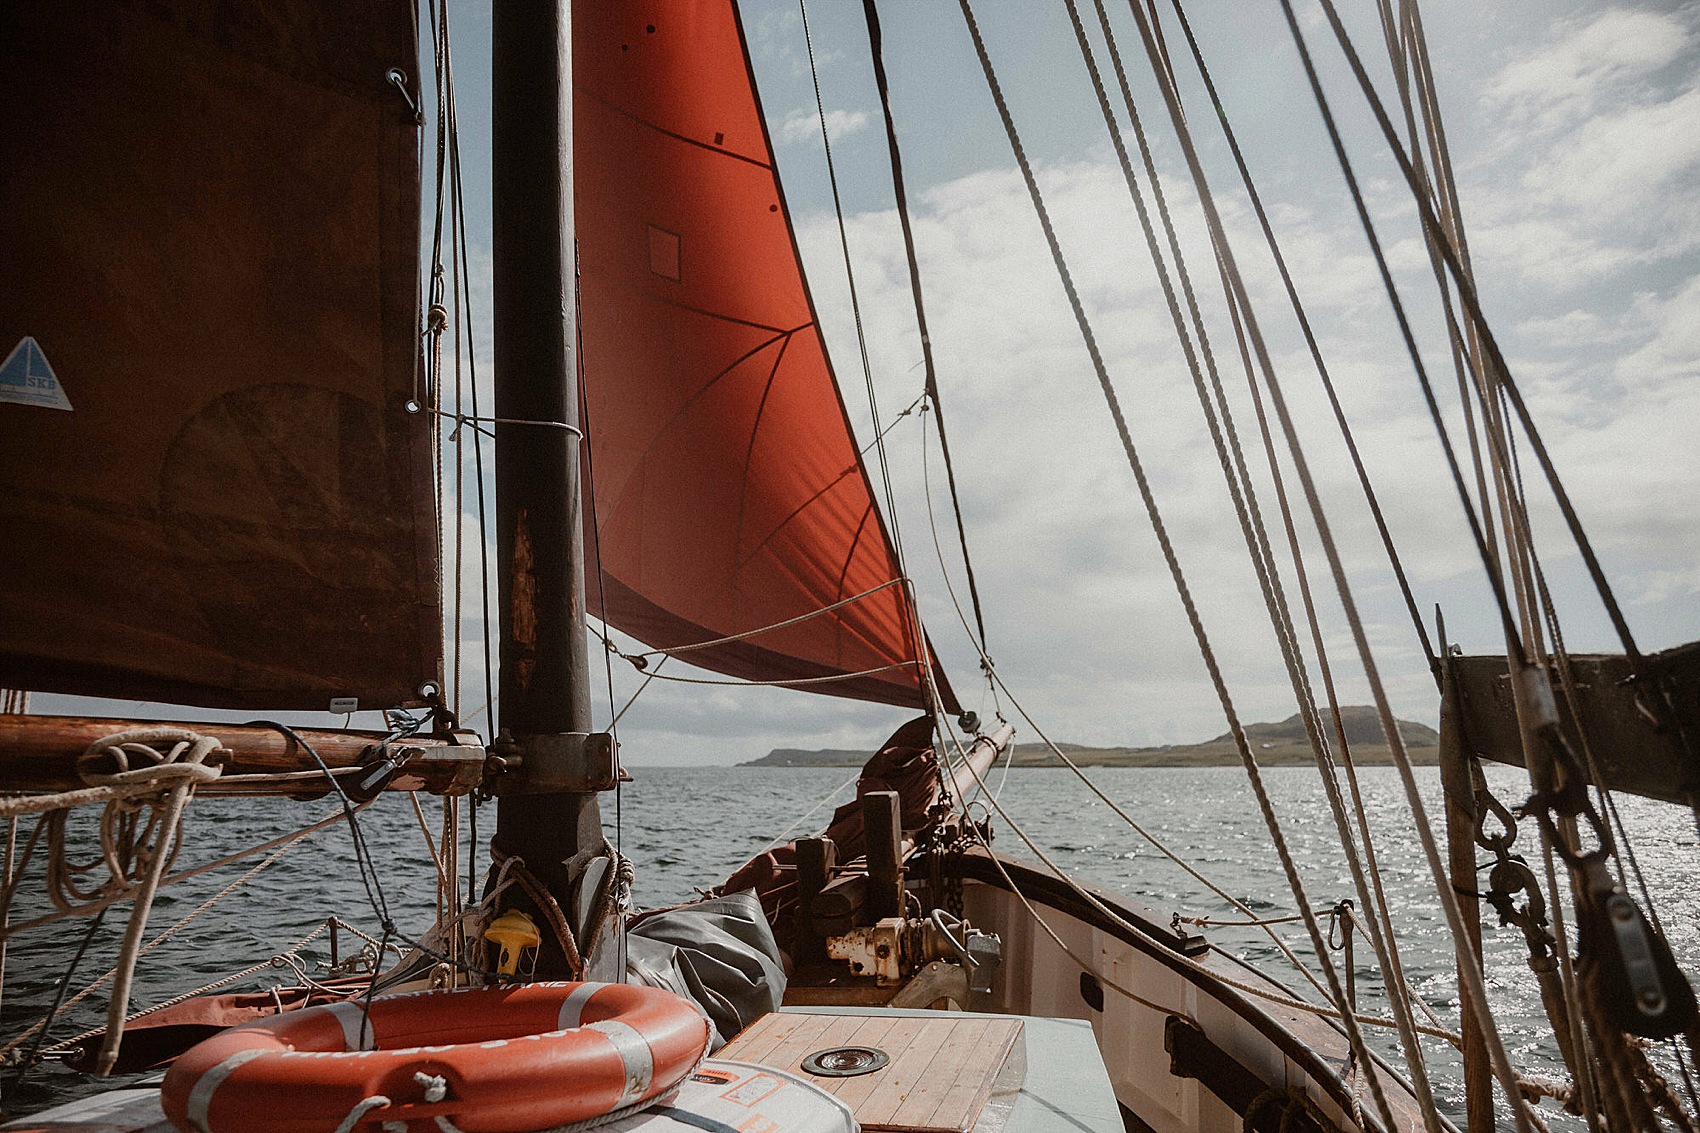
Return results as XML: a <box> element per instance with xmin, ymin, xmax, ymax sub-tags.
<box><xmin>626</xmin><ymin>889</ymin><xmax>787</xmax><ymax>1050</ymax></box>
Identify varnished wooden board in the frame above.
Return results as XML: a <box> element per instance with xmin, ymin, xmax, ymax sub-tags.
<box><xmin>721</xmin><ymin>1012</ymin><xmax>1024</xmax><ymax>1133</ymax></box>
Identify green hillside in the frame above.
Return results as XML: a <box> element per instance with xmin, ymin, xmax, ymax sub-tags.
<box><xmin>742</xmin><ymin>706</ymin><xmax>1438</xmax><ymax>768</ymax></box>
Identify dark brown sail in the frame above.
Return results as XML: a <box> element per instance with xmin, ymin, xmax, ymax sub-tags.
<box><xmin>0</xmin><ymin>3</ymin><xmax>440</xmax><ymax>711</ymax></box>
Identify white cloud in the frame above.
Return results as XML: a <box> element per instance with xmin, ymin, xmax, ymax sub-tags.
<box><xmin>1468</xmin><ymin>8</ymin><xmax>1700</xmax><ymax>287</ymax></box>
<box><xmin>1527</xmin><ymin>85</ymin><xmax>1700</xmax><ymax>207</ymax></box>
<box><xmin>1484</xmin><ymin>9</ymin><xmax>1690</xmax><ymax>127</ymax></box>
<box><xmin>410</xmin><ymin>3</ymin><xmax>1700</xmax><ymax>766</ymax></box>
<box><xmin>776</xmin><ymin>106</ymin><xmax>870</xmax><ymax>147</ymax></box>
<box><xmin>1511</xmin><ymin>307</ymin><xmax>1626</xmax><ymax>349</ymax></box>
<box><xmin>1616</xmin><ymin>274</ymin><xmax>1700</xmax><ymax>387</ymax></box>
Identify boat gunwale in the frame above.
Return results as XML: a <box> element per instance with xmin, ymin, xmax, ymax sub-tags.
<box><xmin>957</xmin><ymin>847</ymin><xmax>1453</xmax><ymax>1133</ymax></box>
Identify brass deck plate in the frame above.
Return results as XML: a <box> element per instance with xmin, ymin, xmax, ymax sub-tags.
<box><xmin>720</xmin><ymin>1012</ymin><xmax>1024</xmax><ymax>1133</ymax></box>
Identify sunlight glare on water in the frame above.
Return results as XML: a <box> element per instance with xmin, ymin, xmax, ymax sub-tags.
<box><xmin>2</xmin><ymin>764</ymin><xmax>1694</xmax><ymax>1128</ymax></box>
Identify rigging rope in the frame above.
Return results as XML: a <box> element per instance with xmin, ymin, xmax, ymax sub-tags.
<box><xmin>798</xmin><ymin>0</ymin><xmax>896</xmax><ymax>536</ymax></box>
<box><xmin>236</xmin><ymin>724</ymin><xmax>502</xmax><ymax>988</ymax></box>
<box><xmin>794</xmin><ymin>0</ymin><xmax>932</xmax><ymax>706</ymax></box>
<box><xmin>916</xmin><ymin>408</ymin><xmax>1005</xmax><ymax>721</ymax></box>
<box><xmin>858</xmin><ymin>0</ymin><xmax>993</xmax><ymax>668</ymax></box>
<box><xmin>977</xmin><ymin>658</ymin><xmax>1328</xmax><ymax>1000</ymax></box>
<box><xmin>604</xmin><ymin>661</ymin><xmax>921</xmax><ymax>691</ymax></box>
<box><xmin>752</xmin><ymin>770</ymin><xmax>861</xmax><ymax>858</ymax></box>
<box><xmin>935</xmin><ymin>722</ymin><xmax>1461</xmax><ymax>1045</ymax></box>
<box><xmin>1373</xmin><ymin>3</ymin><xmax>1686</xmax><ymax>1116</ymax></box>
<box><xmin>619</xmin><ymin>581</ymin><xmax>906</xmax><ymax>662</ymax></box>
<box><xmin>4</xmin><ymin>816</ymin><xmax>353</xmax><ymax>1061</ymax></box>
<box><xmin>1368</xmin><ymin>0</ymin><xmax>1508</xmax><ymax>641</ymax></box>
<box><xmin>576</xmin><ymin>236</ymin><xmax>631</xmax><ymax>983</ymax></box>
<box><xmin>1150</xmin><ymin>1</ymin><xmax>1439</xmax><ymax>678</ymax></box>
<box><xmin>35</xmin><ymin>921</ymin><xmax>354</xmax><ymax>1062</ymax></box>
<box><xmin>1078</xmin><ymin>2</ymin><xmax>1439</xmax><ymax>1110</ymax></box>
<box><xmin>1135</xmin><ymin>0</ymin><xmax>1539</xmax><ymax>1125</ymax></box>
<box><xmin>1</xmin><ymin>908</ymin><xmax>106</xmax><ymax>1103</ymax></box>
<box><xmin>953</xmin><ymin>3</ymin><xmax>1402</xmax><ymax>1127</ymax></box>
<box><xmin>428</xmin><ymin>0</ymin><xmax>488</xmax><ymax>928</ymax></box>
<box><xmin>1308</xmin><ymin>0</ymin><xmax>1678</xmax><ymax>736</ymax></box>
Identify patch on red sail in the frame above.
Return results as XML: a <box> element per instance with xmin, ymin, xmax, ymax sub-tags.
<box><xmin>0</xmin><ymin>336</ymin><xmax>73</xmax><ymax>411</ymax></box>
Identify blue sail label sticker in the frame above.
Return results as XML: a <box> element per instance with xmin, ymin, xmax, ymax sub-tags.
<box><xmin>0</xmin><ymin>336</ymin><xmax>74</xmax><ymax>411</ymax></box>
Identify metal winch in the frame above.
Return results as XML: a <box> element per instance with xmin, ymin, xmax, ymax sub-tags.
<box><xmin>826</xmin><ymin>910</ymin><xmax>1001</xmax><ymax>990</ymax></box>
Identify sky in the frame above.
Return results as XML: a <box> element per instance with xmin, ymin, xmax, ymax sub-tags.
<box><xmin>35</xmin><ymin>1</ymin><xmax>1700</xmax><ymax>767</ymax></box>
<box><xmin>595</xmin><ymin>0</ymin><xmax>1700</xmax><ymax>765</ymax></box>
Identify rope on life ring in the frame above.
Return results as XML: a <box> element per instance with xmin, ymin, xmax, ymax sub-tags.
<box><xmin>159</xmin><ymin>981</ymin><xmax>711</xmax><ymax>1133</ymax></box>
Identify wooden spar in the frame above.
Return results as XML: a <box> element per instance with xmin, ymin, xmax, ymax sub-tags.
<box><xmin>1437</xmin><ymin>654</ymin><xmax>1494</xmax><ymax>1133</ymax></box>
<box><xmin>1447</xmin><ymin>640</ymin><xmax>1700</xmax><ymax>806</ymax></box>
<box><xmin>0</xmin><ymin>715</ymin><xmax>484</xmax><ymax>796</ymax></box>
<box><xmin>863</xmin><ymin>791</ymin><xmax>904</xmax><ymax>920</ymax></box>
<box><xmin>948</xmin><ymin>723</ymin><xmax>1017</xmax><ymax>800</ymax></box>
<box><xmin>489</xmin><ymin>0</ymin><xmax>619</xmax><ymax>977</ymax></box>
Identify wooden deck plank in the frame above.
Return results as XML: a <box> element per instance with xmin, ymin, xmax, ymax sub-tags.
<box><xmin>722</xmin><ymin>1012</ymin><xmax>1023</xmax><ymax>1133</ymax></box>
<box><xmin>827</xmin><ymin>1015</ymin><xmax>927</xmax><ymax>1116</ymax></box>
<box><xmin>815</xmin><ymin>1013</ymin><xmax>904</xmax><ymax>1098</ymax></box>
<box><xmin>881</xmin><ymin>1017</ymin><xmax>994</xmax><ymax>1129</ymax></box>
<box><xmin>728</xmin><ymin>1012</ymin><xmax>892</xmax><ymax>1079</ymax></box>
<box><xmin>895</xmin><ymin>1018</ymin><xmax>1022</xmax><ymax>1131</ymax></box>
<box><xmin>766</xmin><ymin>1014</ymin><xmax>879</xmax><ymax>1074</ymax></box>
<box><xmin>721</xmin><ymin>1010</ymin><xmax>836</xmax><ymax>1065</ymax></box>
<box><xmin>751</xmin><ymin>1010</ymin><xmax>850</xmax><ymax>1065</ymax></box>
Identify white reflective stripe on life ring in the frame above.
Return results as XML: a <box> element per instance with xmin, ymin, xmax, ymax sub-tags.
<box><xmin>556</xmin><ymin>981</ymin><xmax>609</xmax><ymax>1031</ymax></box>
<box><xmin>185</xmin><ymin>1047</ymin><xmax>271</xmax><ymax>1133</ymax></box>
<box><xmin>586</xmin><ymin>1019</ymin><xmax>653</xmax><ymax>1102</ymax></box>
<box><xmin>325</xmin><ymin>1002</ymin><xmax>377</xmax><ymax>1051</ymax></box>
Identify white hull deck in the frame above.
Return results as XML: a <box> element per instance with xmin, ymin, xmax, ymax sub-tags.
<box><xmin>2</xmin><ymin>848</ymin><xmax>1436</xmax><ymax>1133</ymax></box>
<box><xmin>958</xmin><ymin>852</ymin><xmax>1437</xmax><ymax>1133</ymax></box>
<box><xmin>3</xmin><ymin>1010</ymin><xmax>1119</xmax><ymax>1133</ymax></box>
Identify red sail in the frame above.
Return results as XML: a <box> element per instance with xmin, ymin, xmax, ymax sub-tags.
<box><xmin>0</xmin><ymin>4</ymin><xmax>439</xmax><ymax>711</ymax></box>
<box><xmin>574</xmin><ymin>1</ymin><xmax>955</xmax><ymax>712</ymax></box>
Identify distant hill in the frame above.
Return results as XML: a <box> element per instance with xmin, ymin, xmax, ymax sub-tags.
<box><xmin>741</xmin><ymin>707</ymin><xmax>1439</xmax><ymax>768</ymax></box>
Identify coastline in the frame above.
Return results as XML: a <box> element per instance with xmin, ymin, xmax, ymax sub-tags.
<box><xmin>742</xmin><ymin>741</ymin><xmax>1440</xmax><ymax>769</ymax></box>
<box><xmin>742</xmin><ymin>708</ymin><xmax>1442</xmax><ymax>768</ymax></box>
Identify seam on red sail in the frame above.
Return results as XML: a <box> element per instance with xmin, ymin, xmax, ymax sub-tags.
<box><xmin>833</xmin><ymin>504</ymin><xmax>879</xmax><ymax>667</ymax></box>
<box><xmin>731</xmin><ymin>332</ymin><xmax>795</xmax><ymax>599</ymax></box>
<box><xmin>591</xmin><ymin>329</ymin><xmax>794</xmax><ymax>525</ymax></box>
<box><xmin>592</xmin><ymin>574</ymin><xmax>928</xmax><ymax>708</ymax></box>
<box><xmin>576</xmin><ymin>87</ymin><xmax>774</xmax><ymax>172</ymax></box>
<box><xmin>599</xmin><ymin>278</ymin><xmax>797</xmax><ymax>336</ymax></box>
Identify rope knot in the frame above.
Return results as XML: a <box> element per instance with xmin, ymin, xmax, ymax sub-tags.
<box><xmin>76</xmin><ymin>729</ymin><xmax>223</xmax><ymax>791</ymax></box>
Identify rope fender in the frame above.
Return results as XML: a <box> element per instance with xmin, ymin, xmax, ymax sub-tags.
<box><xmin>159</xmin><ymin>982</ymin><xmax>711</xmax><ymax>1133</ymax></box>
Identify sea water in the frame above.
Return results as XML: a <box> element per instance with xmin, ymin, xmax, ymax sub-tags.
<box><xmin>2</xmin><ymin>764</ymin><xmax>1695</xmax><ymax>1126</ymax></box>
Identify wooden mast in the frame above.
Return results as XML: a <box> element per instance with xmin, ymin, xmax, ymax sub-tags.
<box><xmin>491</xmin><ymin>0</ymin><xmax>620</xmax><ymax>978</ymax></box>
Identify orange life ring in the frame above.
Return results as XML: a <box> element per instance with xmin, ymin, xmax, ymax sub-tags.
<box><xmin>160</xmin><ymin>981</ymin><xmax>711</xmax><ymax>1133</ymax></box>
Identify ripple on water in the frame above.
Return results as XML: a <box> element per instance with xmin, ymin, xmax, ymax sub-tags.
<box><xmin>3</xmin><ymin>765</ymin><xmax>1693</xmax><ymax>1130</ymax></box>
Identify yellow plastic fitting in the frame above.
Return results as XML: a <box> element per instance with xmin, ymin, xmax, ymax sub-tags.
<box><xmin>485</xmin><ymin>907</ymin><xmax>542</xmax><ymax>976</ymax></box>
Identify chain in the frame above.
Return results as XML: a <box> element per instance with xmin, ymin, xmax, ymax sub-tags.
<box><xmin>1469</xmin><ymin>767</ymin><xmax>1558</xmax><ymax>962</ymax></box>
